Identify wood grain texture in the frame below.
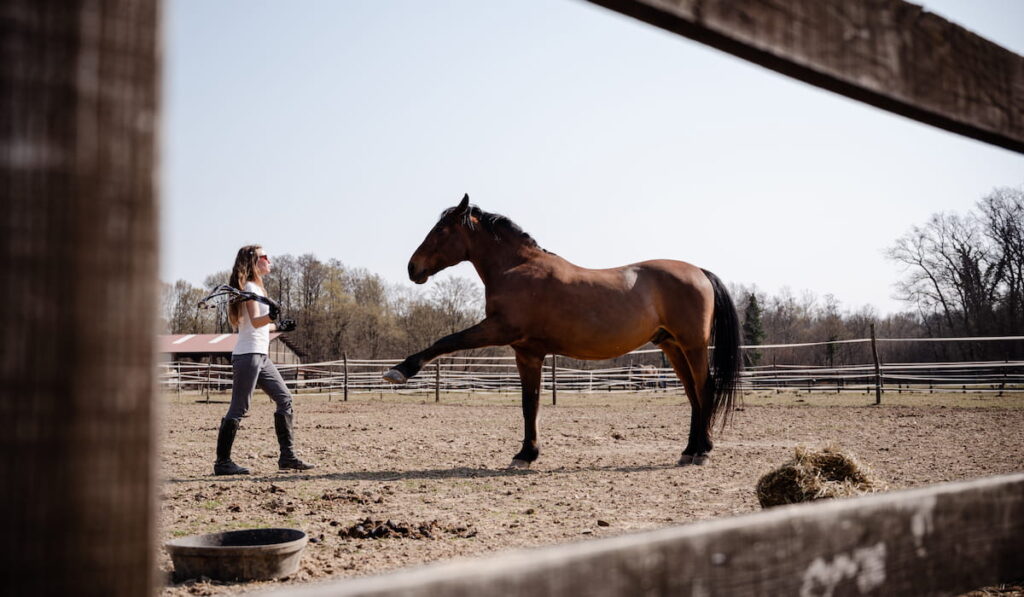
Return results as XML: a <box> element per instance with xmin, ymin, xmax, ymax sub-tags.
<box><xmin>268</xmin><ymin>473</ymin><xmax>1024</xmax><ymax>596</ymax></box>
<box><xmin>0</xmin><ymin>1</ymin><xmax>160</xmax><ymax>595</ymax></box>
<box><xmin>585</xmin><ymin>0</ymin><xmax>1024</xmax><ymax>154</ymax></box>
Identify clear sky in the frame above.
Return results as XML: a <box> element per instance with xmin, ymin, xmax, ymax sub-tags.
<box><xmin>163</xmin><ymin>0</ymin><xmax>1024</xmax><ymax>315</ymax></box>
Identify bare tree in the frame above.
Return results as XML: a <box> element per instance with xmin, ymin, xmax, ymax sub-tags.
<box><xmin>297</xmin><ymin>253</ymin><xmax>328</xmax><ymax>315</ymax></box>
<box><xmin>977</xmin><ymin>187</ymin><xmax>1024</xmax><ymax>333</ymax></box>
<box><xmin>430</xmin><ymin>276</ymin><xmax>484</xmax><ymax>335</ymax></box>
<box><xmin>888</xmin><ymin>201</ymin><xmax>1011</xmax><ymax>339</ymax></box>
<box><xmin>265</xmin><ymin>253</ymin><xmax>298</xmax><ymax>313</ymax></box>
<box><xmin>203</xmin><ymin>271</ymin><xmax>232</xmax><ymax>332</ymax></box>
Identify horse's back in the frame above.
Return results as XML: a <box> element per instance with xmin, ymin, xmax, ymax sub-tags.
<box><xmin>633</xmin><ymin>259</ymin><xmax>708</xmax><ymax>282</ymax></box>
<box><xmin>533</xmin><ymin>256</ymin><xmax>713</xmax><ymax>311</ymax></box>
<box><xmin>494</xmin><ymin>254</ymin><xmax>716</xmax><ymax>357</ymax></box>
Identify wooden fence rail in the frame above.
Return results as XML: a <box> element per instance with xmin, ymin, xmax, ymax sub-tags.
<box><xmin>584</xmin><ymin>0</ymin><xmax>1024</xmax><ymax>154</ymax></box>
<box><xmin>160</xmin><ymin>336</ymin><xmax>1024</xmax><ymax>398</ymax></box>
<box><xmin>160</xmin><ymin>358</ymin><xmax>1024</xmax><ymax>397</ymax></box>
<box><xmin>266</xmin><ymin>473</ymin><xmax>1024</xmax><ymax>597</ymax></box>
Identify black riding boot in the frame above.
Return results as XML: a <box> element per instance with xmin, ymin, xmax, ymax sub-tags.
<box><xmin>275</xmin><ymin>412</ymin><xmax>315</xmax><ymax>471</ymax></box>
<box><xmin>214</xmin><ymin>418</ymin><xmax>250</xmax><ymax>475</ymax></box>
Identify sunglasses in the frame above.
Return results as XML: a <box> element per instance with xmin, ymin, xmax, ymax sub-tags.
<box><xmin>257</xmin><ymin>254</ymin><xmax>270</xmax><ymax>262</ymax></box>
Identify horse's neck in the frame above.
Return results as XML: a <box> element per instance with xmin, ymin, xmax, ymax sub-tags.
<box><xmin>469</xmin><ymin>240</ymin><xmax>550</xmax><ymax>286</ymax></box>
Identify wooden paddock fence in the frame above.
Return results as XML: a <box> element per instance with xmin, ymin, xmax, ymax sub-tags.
<box><xmin>264</xmin><ymin>473</ymin><xmax>1024</xmax><ymax>597</ymax></box>
<box><xmin>161</xmin><ymin>335</ymin><xmax>1024</xmax><ymax>401</ymax></box>
<box><xmin>9</xmin><ymin>1</ymin><xmax>1022</xmax><ymax>596</ymax></box>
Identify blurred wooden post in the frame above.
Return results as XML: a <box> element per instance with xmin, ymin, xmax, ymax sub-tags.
<box><xmin>871</xmin><ymin>324</ymin><xmax>883</xmax><ymax>405</ymax></box>
<box><xmin>205</xmin><ymin>362</ymin><xmax>212</xmax><ymax>403</ymax></box>
<box><xmin>1</xmin><ymin>1</ymin><xmax>161</xmax><ymax>594</ymax></box>
<box><xmin>551</xmin><ymin>355</ymin><xmax>558</xmax><ymax>406</ymax></box>
<box><xmin>343</xmin><ymin>352</ymin><xmax>349</xmax><ymax>402</ymax></box>
<box><xmin>435</xmin><ymin>360</ymin><xmax>441</xmax><ymax>403</ymax></box>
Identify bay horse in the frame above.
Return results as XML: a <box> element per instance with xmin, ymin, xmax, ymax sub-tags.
<box><xmin>384</xmin><ymin>195</ymin><xmax>742</xmax><ymax>468</ymax></box>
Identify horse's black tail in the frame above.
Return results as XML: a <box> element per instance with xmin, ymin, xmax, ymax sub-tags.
<box><xmin>701</xmin><ymin>269</ymin><xmax>743</xmax><ymax>429</ymax></box>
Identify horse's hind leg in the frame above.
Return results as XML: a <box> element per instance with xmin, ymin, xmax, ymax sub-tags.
<box><xmin>680</xmin><ymin>346</ymin><xmax>713</xmax><ymax>464</ymax></box>
<box><xmin>658</xmin><ymin>341</ymin><xmax>706</xmax><ymax>466</ymax></box>
<box><xmin>509</xmin><ymin>348</ymin><xmax>544</xmax><ymax>469</ymax></box>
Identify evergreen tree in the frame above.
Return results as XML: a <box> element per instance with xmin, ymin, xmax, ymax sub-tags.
<box><xmin>742</xmin><ymin>293</ymin><xmax>766</xmax><ymax>366</ymax></box>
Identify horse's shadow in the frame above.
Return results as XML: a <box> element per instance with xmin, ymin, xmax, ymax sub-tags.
<box><xmin>165</xmin><ymin>462</ymin><xmax>678</xmax><ymax>484</ymax></box>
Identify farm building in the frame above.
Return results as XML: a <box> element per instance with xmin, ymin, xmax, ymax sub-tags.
<box><xmin>157</xmin><ymin>333</ymin><xmax>304</xmax><ymax>365</ymax></box>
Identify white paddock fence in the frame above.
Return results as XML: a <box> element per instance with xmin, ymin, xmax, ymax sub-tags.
<box><xmin>160</xmin><ymin>335</ymin><xmax>1024</xmax><ymax>400</ymax></box>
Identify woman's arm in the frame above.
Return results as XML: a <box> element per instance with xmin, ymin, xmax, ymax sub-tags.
<box><xmin>245</xmin><ymin>300</ymin><xmax>276</xmax><ymax>330</ymax></box>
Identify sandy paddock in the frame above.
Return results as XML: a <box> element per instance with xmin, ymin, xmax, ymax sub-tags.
<box><xmin>158</xmin><ymin>389</ymin><xmax>1024</xmax><ymax>595</ymax></box>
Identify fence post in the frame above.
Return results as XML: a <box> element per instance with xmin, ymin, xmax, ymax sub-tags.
<box><xmin>435</xmin><ymin>360</ymin><xmax>441</xmax><ymax>403</ymax></box>
<box><xmin>328</xmin><ymin>363</ymin><xmax>333</xmax><ymax>402</ymax></box>
<box><xmin>205</xmin><ymin>362</ymin><xmax>212</xmax><ymax>403</ymax></box>
<box><xmin>343</xmin><ymin>352</ymin><xmax>349</xmax><ymax>402</ymax></box>
<box><xmin>552</xmin><ymin>355</ymin><xmax>558</xmax><ymax>406</ymax></box>
<box><xmin>3</xmin><ymin>5</ymin><xmax>161</xmax><ymax>591</ymax></box>
<box><xmin>870</xmin><ymin>324</ymin><xmax>883</xmax><ymax>405</ymax></box>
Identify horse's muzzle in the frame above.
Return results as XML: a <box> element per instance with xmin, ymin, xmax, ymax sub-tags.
<box><xmin>408</xmin><ymin>261</ymin><xmax>429</xmax><ymax>284</ymax></box>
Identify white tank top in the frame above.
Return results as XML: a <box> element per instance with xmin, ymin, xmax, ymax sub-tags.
<box><xmin>232</xmin><ymin>281</ymin><xmax>270</xmax><ymax>355</ymax></box>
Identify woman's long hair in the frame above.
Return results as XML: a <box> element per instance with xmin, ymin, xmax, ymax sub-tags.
<box><xmin>228</xmin><ymin>244</ymin><xmax>263</xmax><ymax>329</ymax></box>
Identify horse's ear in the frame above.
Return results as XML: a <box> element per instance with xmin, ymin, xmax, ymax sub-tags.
<box><xmin>457</xmin><ymin>194</ymin><xmax>470</xmax><ymax>213</ymax></box>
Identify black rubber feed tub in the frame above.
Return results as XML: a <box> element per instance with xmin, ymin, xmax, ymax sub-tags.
<box><xmin>165</xmin><ymin>528</ymin><xmax>307</xmax><ymax>582</ymax></box>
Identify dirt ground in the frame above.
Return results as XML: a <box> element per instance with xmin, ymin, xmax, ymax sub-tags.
<box><xmin>158</xmin><ymin>389</ymin><xmax>1024</xmax><ymax>596</ymax></box>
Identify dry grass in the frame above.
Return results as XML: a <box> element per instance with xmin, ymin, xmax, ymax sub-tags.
<box><xmin>755</xmin><ymin>444</ymin><xmax>886</xmax><ymax>507</ymax></box>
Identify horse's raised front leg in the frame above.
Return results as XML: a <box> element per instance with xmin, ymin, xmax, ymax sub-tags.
<box><xmin>509</xmin><ymin>348</ymin><xmax>543</xmax><ymax>470</ymax></box>
<box><xmin>383</xmin><ymin>318</ymin><xmax>512</xmax><ymax>383</ymax></box>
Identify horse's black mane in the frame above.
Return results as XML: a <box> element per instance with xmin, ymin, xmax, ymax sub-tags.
<box><xmin>440</xmin><ymin>204</ymin><xmax>550</xmax><ymax>252</ymax></box>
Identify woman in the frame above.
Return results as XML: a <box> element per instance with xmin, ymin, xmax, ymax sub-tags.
<box><xmin>214</xmin><ymin>245</ymin><xmax>315</xmax><ymax>475</ymax></box>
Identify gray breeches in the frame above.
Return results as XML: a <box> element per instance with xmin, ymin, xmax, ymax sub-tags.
<box><xmin>226</xmin><ymin>353</ymin><xmax>293</xmax><ymax>420</ymax></box>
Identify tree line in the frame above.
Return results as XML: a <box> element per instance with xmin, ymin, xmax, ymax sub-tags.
<box><xmin>161</xmin><ymin>257</ymin><xmax>485</xmax><ymax>363</ymax></box>
<box><xmin>163</xmin><ymin>187</ymin><xmax>1023</xmax><ymax>365</ymax></box>
<box><xmin>737</xmin><ymin>186</ymin><xmax>1023</xmax><ymax>366</ymax></box>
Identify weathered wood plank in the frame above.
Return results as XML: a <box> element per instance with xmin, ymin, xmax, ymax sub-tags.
<box><xmin>1</xmin><ymin>1</ymin><xmax>161</xmax><ymax>594</ymax></box>
<box><xmin>265</xmin><ymin>473</ymin><xmax>1024</xmax><ymax>596</ymax></box>
<box><xmin>584</xmin><ymin>0</ymin><xmax>1024</xmax><ymax>154</ymax></box>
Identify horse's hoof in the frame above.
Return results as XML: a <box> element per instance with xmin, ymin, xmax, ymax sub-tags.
<box><xmin>382</xmin><ymin>369</ymin><xmax>407</xmax><ymax>384</ymax></box>
<box><xmin>677</xmin><ymin>454</ymin><xmax>694</xmax><ymax>466</ymax></box>
<box><xmin>692</xmin><ymin>453</ymin><xmax>710</xmax><ymax>466</ymax></box>
<box><xmin>508</xmin><ymin>459</ymin><xmax>531</xmax><ymax>470</ymax></box>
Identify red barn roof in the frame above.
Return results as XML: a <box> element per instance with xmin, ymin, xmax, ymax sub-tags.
<box><xmin>159</xmin><ymin>333</ymin><xmax>286</xmax><ymax>354</ymax></box>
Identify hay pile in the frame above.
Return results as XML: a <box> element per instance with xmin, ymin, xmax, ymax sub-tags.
<box><xmin>755</xmin><ymin>444</ymin><xmax>886</xmax><ymax>508</ymax></box>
